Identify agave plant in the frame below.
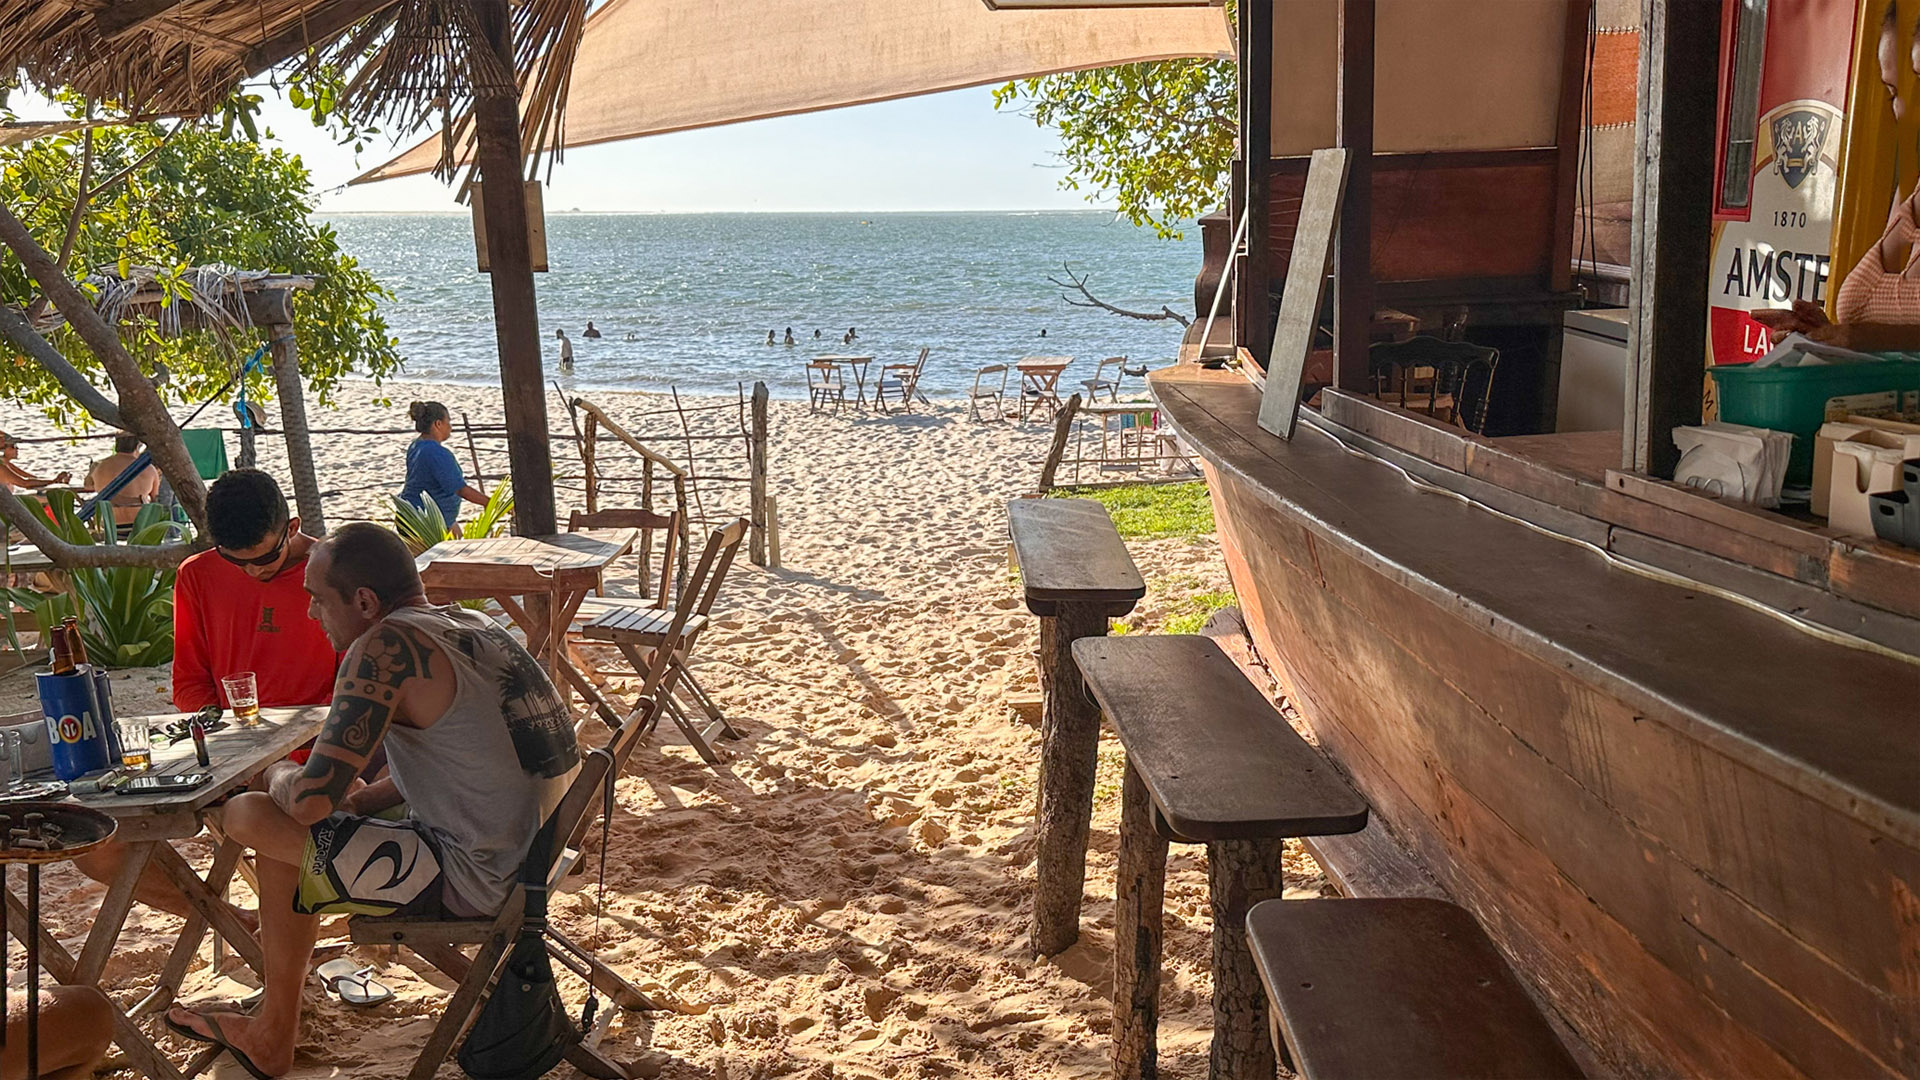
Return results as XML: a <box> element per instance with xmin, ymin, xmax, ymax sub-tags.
<box><xmin>2</xmin><ymin>493</ymin><xmax>186</xmax><ymax>668</ymax></box>
<box><xmin>392</xmin><ymin>479</ymin><xmax>515</xmax><ymax>555</ymax></box>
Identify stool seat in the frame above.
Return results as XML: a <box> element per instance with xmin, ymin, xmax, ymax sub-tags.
<box><xmin>1072</xmin><ymin>634</ymin><xmax>1368</xmax><ymax>841</ymax></box>
<box><xmin>579</xmin><ymin>604</ymin><xmax>707</xmax><ymax>644</ymax></box>
<box><xmin>1007</xmin><ymin>498</ymin><xmax>1144</xmax><ymax>616</ymax></box>
<box><xmin>1247</xmin><ymin>897</ymin><xmax>1584</xmax><ymax>1079</ymax></box>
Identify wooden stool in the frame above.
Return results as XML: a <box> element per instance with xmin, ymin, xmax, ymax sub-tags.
<box><xmin>1246</xmin><ymin>897</ymin><xmax>1584</xmax><ymax>1079</ymax></box>
<box><xmin>1073</xmin><ymin>635</ymin><xmax>1368</xmax><ymax>1080</ymax></box>
<box><xmin>1006</xmin><ymin>497</ymin><xmax>1144</xmax><ymax>957</ymax></box>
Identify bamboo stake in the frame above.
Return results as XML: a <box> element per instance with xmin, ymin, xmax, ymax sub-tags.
<box><xmin>461</xmin><ymin>411</ymin><xmax>486</xmax><ymax>497</ymax></box>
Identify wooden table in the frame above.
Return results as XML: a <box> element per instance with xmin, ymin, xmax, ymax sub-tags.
<box><xmin>416</xmin><ymin>529</ymin><xmax>637</xmax><ymax>721</ymax></box>
<box><xmin>814</xmin><ymin>355</ymin><xmax>875</xmax><ymax>408</ymax></box>
<box><xmin>3</xmin><ymin>707</ymin><xmax>325</xmax><ymax>1080</ymax></box>
<box><xmin>1017</xmin><ymin>356</ymin><xmax>1074</xmax><ymax>421</ymax></box>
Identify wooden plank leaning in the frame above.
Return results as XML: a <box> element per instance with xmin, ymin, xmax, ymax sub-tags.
<box><xmin>1006</xmin><ymin>497</ymin><xmax>1145</xmax><ymax>958</ymax></box>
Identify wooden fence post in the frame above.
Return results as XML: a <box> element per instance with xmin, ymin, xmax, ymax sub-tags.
<box><xmin>1037</xmin><ymin>393</ymin><xmax>1083</xmax><ymax>493</ymax></box>
<box><xmin>749</xmin><ymin>381</ymin><xmax>770</xmax><ymax>566</ymax></box>
<box><xmin>766</xmin><ymin>495</ymin><xmax>781</xmax><ymax>569</ymax></box>
<box><xmin>581</xmin><ymin>412</ymin><xmax>598</xmax><ymax>513</ymax></box>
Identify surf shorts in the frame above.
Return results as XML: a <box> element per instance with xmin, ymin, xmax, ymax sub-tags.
<box><xmin>294</xmin><ymin>809</ymin><xmax>451</xmax><ymax>918</ymax></box>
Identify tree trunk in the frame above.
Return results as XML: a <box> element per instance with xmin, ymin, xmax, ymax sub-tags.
<box><xmin>1207</xmin><ymin>838</ymin><xmax>1287</xmax><ymax>1080</ymax></box>
<box><xmin>1029</xmin><ymin>601</ymin><xmax>1108</xmax><ymax>957</ymax></box>
<box><xmin>472</xmin><ymin>0</ymin><xmax>556</xmax><ymax>537</ymax></box>
<box><xmin>268</xmin><ymin>325</ymin><xmax>326</xmax><ymax>534</ymax></box>
<box><xmin>1113</xmin><ymin>759</ymin><xmax>1168</xmax><ymax>1080</ymax></box>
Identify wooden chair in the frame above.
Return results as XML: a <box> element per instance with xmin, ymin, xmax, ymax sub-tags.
<box><xmin>968</xmin><ymin>364</ymin><xmax>1009</xmax><ymax>422</ymax></box>
<box><xmin>875</xmin><ymin>346</ymin><xmax>931</xmax><ymax>414</ymax></box>
<box><xmin>806</xmin><ymin>360</ymin><xmax>847</xmax><ymax>414</ymax></box>
<box><xmin>569</xmin><ymin>508</ymin><xmax>679</xmax><ymax>608</ymax></box>
<box><xmin>580</xmin><ymin>518</ymin><xmax>747</xmax><ymax>765</ymax></box>
<box><xmin>1367</xmin><ymin>336</ymin><xmax>1500</xmax><ymax>433</ymax></box>
<box><xmin>1081</xmin><ymin>356</ymin><xmax>1126</xmax><ymax>402</ymax></box>
<box><xmin>349</xmin><ymin>681</ymin><xmax>668</xmax><ymax>1080</ymax></box>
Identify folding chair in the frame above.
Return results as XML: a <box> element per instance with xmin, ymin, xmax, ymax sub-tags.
<box><xmin>349</xmin><ymin>692</ymin><xmax>667</xmax><ymax>1080</ymax></box>
<box><xmin>968</xmin><ymin>364</ymin><xmax>1009</xmax><ymax>421</ymax></box>
<box><xmin>806</xmin><ymin>361</ymin><xmax>847</xmax><ymax>414</ymax></box>
<box><xmin>579</xmin><ymin>519</ymin><xmax>747</xmax><ymax>765</ymax></box>
<box><xmin>875</xmin><ymin>347</ymin><xmax>931</xmax><ymax>414</ymax></box>
<box><xmin>569</xmin><ymin>508</ymin><xmax>680</xmax><ymax>608</ymax></box>
<box><xmin>1080</xmin><ymin>356</ymin><xmax>1126</xmax><ymax>402</ymax></box>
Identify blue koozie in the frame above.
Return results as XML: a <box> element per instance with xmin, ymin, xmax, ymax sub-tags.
<box><xmin>89</xmin><ymin>666</ymin><xmax>122</xmax><ymax>761</ymax></box>
<box><xmin>39</xmin><ymin>669</ymin><xmax>111</xmax><ymax>780</ymax></box>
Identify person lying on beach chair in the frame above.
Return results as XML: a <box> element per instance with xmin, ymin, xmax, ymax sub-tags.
<box><xmin>0</xmin><ymin>431</ymin><xmax>69</xmax><ymax>491</ymax></box>
<box><xmin>74</xmin><ymin>469</ymin><xmax>344</xmax><ymax>924</ymax></box>
<box><xmin>165</xmin><ymin>523</ymin><xmax>580</xmax><ymax>1078</ymax></box>
<box><xmin>82</xmin><ymin>432</ymin><xmax>159</xmax><ymax>527</ymax></box>
<box><xmin>3</xmin><ymin>985</ymin><xmax>112</xmax><ymax>1080</ymax></box>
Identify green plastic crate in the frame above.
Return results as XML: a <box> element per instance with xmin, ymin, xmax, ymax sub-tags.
<box><xmin>1707</xmin><ymin>357</ymin><xmax>1920</xmax><ymax>485</ymax></box>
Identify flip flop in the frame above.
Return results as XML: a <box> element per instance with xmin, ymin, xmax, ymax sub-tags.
<box><xmin>315</xmin><ymin>958</ymin><xmax>394</xmax><ymax>1007</ymax></box>
<box><xmin>162</xmin><ymin>1008</ymin><xmax>275</xmax><ymax>1080</ymax></box>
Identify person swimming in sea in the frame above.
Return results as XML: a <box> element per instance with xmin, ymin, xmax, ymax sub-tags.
<box><xmin>814</xmin><ymin>329</ymin><xmax>821</xmax><ymax>339</ymax></box>
<box><xmin>766</xmin><ymin>330</ymin><xmax>776</xmax><ymax>346</ymax></box>
<box><xmin>784</xmin><ymin>328</ymin><xmax>796</xmax><ymax>346</ymax></box>
<box><xmin>556</xmin><ymin>328</ymin><xmax>574</xmax><ymax>373</ymax></box>
<box><xmin>624</xmin><ymin>331</ymin><xmax>638</xmax><ymax>342</ymax></box>
<box><xmin>842</xmin><ymin>327</ymin><xmax>856</xmax><ymax>346</ymax></box>
<box><xmin>584</xmin><ymin>321</ymin><xmax>602</xmax><ymax>339</ymax></box>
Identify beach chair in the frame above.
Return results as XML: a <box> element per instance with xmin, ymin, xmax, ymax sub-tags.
<box><xmin>968</xmin><ymin>364</ymin><xmax>1009</xmax><ymax>422</ymax></box>
<box><xmin>806</xmin><ymin>360</ymin><xmax>847</xmax><ymax>414</ymax></box>
<box><xmin>569</xmin><ymin>507</ymin><xmax>679</xmax><ymax>608</ymax></box>
<box><xmin>579</xmin><ymin>519</ymin><xmax>747</xmax><ymax>765</ymax></box>
<box><xmin>1081</xmin><ymin>356</ymin><xmax>1126</xmax><ymax>402</ymax></box>
<box><xmin>349</xmin><ymin>691</ymin><xmax>665</xmax><ymax>1080</ymax></box>
<box><xmin>874</xmin><ymin>347</ymin><xmax>931</xmax><ymax>414</ymax></box>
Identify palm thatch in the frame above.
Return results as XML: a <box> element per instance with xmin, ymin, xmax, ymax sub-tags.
<box><xmin>0</xmin><ymin>0</ymin><xmax>588</xmax><ymax>180</ymax></box>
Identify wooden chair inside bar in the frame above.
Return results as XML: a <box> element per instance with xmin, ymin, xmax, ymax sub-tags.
<box><xmin>579</xmin><ymin>518</ymin><xmax>748</xmax><ymax>764</ymax></box>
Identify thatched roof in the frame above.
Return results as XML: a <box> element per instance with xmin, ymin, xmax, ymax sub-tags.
<box><xmin>0</xmin><ymin>0</ymin><xmax>582</xmax><ymax>178</ymax></box>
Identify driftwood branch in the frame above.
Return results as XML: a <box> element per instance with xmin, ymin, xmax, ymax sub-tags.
<box><xmin>1048</xmin><ymin>263</ymin><xmax>1191</xmax><ymax>327</ymax></box>
<box><xmin>0</xmin><ymin>199</ymin><xmax>208</xmax><ymax>531</ymax></box>
<box><xmin>0</xmin><ymin>488</ymin><xmax>193</xmax><ymax>569</ymax></box>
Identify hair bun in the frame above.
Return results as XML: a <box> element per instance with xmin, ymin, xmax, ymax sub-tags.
<box><xmin>409</xmin><ymin>401</ymin><xmax>427</xmax><ymax>421</ymax></box>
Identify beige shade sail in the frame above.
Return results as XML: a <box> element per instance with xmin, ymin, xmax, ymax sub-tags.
<box><xmin>354</xmin><ymin>0</ymin><xmax>1233</xmax><ymax>184</ymax></box>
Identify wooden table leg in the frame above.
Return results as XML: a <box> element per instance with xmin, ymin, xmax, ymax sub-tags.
<box><xmin>1029</xmin><ymin>602</ymin><xmax>1109</xmax><ymax>957</ymax></box>
<box><xmin>74</xmin><ymin>839</ymin><xmax>153</xmax><ymax>984</ymax></box>
<box><xmin>135</xmin><ymin>841</ymin><xmax>246</xmax><ymax>1020</ymax></box>
<box><xmin>1113</xmin><ymin>760</ymin><xmax>1169</xmax><ymax>1080</ymax></box>
<box><xmin>150</xmin><ymin>841</ymin><xmax>265</xmax><ymax>977</ymax></box>
<box><xmin>1206</xmin><ymin>838</ymin><xmax>1287</xmax><ymax>1080</ymax></box>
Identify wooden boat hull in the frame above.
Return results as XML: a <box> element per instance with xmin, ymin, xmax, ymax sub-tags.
<box><xmin>1153</xmin><ymin>366</ymin><xmax>1919</xmax><ymax>1080</ymax></box>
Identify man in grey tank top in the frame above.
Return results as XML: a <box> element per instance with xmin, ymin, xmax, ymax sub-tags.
<box><xmin>166</xmin><ymin>523</ymin><xmax>580</xmax><ymax>1078</ymax></box>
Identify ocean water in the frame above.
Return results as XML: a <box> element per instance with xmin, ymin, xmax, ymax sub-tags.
<box><xmin>325</xmin><ymin>211</ymin><xmax>1203</xmax><ymax>399</ymax></box>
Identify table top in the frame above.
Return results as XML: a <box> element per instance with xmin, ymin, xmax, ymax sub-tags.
<box><xmin>2</xmin><ymin>543</ymin><xmax>53</xmax><ymax>572</ymax></box>
<box><xmin>813</xmin><ymin>354</ymin><xmax>874</xmax><ymax>364</ymax></box>
<box><xmin>1018</xmin><ymin>356</ymin><xmax>1073</xmax><ymax>371</ymax></box>
<box><xmin>1071</xmin><ymin>635</ymin><xmax>1369</xmax><ymax>842</ymax></box>
<box><xmin>61</xmin><ymin>707</ymin><xmax>326</xmax><ymax>842</ymax></box>
<box><xmin>417</xmin><ymin>529</ymin><xmax>638</xmax><ymax>595</ymax></box>
<box><xmin>1006</xmin><ymin>498</ymin><xmax>1144</xmax><ymax>615</ymax></box>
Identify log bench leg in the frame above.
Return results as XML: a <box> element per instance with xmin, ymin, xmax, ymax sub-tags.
<box><xmin>1207</xmin><ymin>838</ymin><xmax>1287</xmax><ymax>1080</ymax></box>
<box><xmin>1029</xmin><ymin>603</ymin><xmax>1108</xmax><ymax>957</ymax></box>
<box><xmin>1113</xmin><ymin>760</ymin><xmax>1169</xmax><ymax>1080</ymax></box>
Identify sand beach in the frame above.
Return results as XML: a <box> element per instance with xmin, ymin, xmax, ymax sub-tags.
<box><xmin>0</xmin><ymin>380</ymin><xmax>1328</xmax><ymax>1079</ymax></box>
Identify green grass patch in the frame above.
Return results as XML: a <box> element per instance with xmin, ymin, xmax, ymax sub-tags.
<box><xmin>1162</xmin><ymin>588</ymin><xmax>1237</xmax><ymax>635</ymax></box>
<box><xmin>1051</xmin><ymin>481</ymin><xmax>1214</xmax><ymax>540</ymax></box>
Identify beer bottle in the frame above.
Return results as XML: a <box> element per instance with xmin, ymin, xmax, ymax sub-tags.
<box><xmin>63</xmin><ymin>616</ymin><xmax>88</xmax><ymax>667</ymax></box>
<box><xmin>49</xmin><ymin>624</ymin><xmax>75</xmax><ymax>676</ymax></box>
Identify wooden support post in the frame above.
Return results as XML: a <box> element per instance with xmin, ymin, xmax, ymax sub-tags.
<box><xmin>1334</xmin><ymin>0</ymin><xmax>1376</xmax><ymax>392</ymax></box>
<box><xmin>766</xmin><ymin>494</ymin><xmax>781</xmax><ymax>569</ymax></box>
<box><xmin>1037</xmin><ymin>393</ymin><xmax>1083</xmax><ymax>493</ymax></box>
<box><xmin>1627</xmin><ymin>0</ymin><xmax>1719</xmax><ymax>476</ymax></box>
<box><xmin>584</xmin><ymin>413</ymin><xmax>600</xmax><ymax>514</ymax></box>
<box><xmin>1113</xmin><ymin>760</ymin><xmax>1169</xmax><ymax>1080</ymax></box>
<box><xmin>1207</xmin><ymin>838</ymin><xmax>1287</xmax><ymax>1080</ymax></box>
<box><xmin>673</xmin><ymin>473</ymin><xmax>691</xmax><ymax>591</ymax></box>
<box><xmin>749</xmin><ymin>381</ymin><xmax>769</xmax><ymax>566</ymax></box>
<box><xmin>472</xmin><ymin>0</ymin><xmax>556</xmax><ymax>536</ymax></box>
<box><xmin>1239</xmin><ymin>0</ymin><xmax>1274</xmax><ymax>370</ymax></box>
<box><xmin>1029</xmin><ymin>601</ymin><xmax>1109</xmax><ymax>956</ymax></box>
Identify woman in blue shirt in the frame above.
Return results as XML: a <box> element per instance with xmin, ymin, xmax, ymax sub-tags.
<box><xmin>400</xmin><ymin>401</ymin><xmax>487</xmax><ymax>528</ymax></box>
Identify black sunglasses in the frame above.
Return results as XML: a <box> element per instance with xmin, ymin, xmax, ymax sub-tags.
<box><xmin>218</xmin><ymin>523</ymin><xmax>291</xmax><ymax>568</ymax></box>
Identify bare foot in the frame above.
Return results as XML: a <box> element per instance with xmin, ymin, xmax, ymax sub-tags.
<box><xmin>165</xmin><ymin>1005</ymin><xmax>294</xmax><ymax>1078</ymax></box>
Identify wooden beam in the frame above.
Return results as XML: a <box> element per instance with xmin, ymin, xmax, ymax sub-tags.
<box><xmin>242</xmin><ymin>0</ymin><xmax>404</xmax><ymax>78</ymax></box>
<box><xmin>93</xmin><ymin>0</ymin><xmax>192</xmax><ymax>36</ymax></box>
<box><xmin>472</xmin><ymin>0</ymin><xmax>557</xmax><ymax>536</ymax></box>
<box><xmin>1551</xmin><ymin>0</ymin><xmax>1594</xmax><ymax>292</ymax></box>
<box><xmin>1240</xmin><ymin>0</ymin><xmax>1274</xmax><ymax>370</ymax></box>
<box><xmin>1334</xmin><ymin>0</ymin><xmax>1375</xmax><ymax>392</ymax></box>
<box><xmin>1626</xmin><ymin>0</ymin><xmax>1719</xmax><ymax>476</ymax></box>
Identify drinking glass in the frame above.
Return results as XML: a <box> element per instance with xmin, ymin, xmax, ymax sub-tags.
<box><xmin>117</xmin><ymin>716</ymin><xmax>152</xmax><ymax>771</ymax></box>
<box><xmin>222</xmin><ymin>672</ymin><xmax>261</xmax><ymax>726</ymax></box>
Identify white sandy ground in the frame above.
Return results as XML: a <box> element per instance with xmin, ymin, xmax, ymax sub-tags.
<box><xmin>0</xmin><ymin>380</ymin><xmax>1328</xmax><ymax>1079</ymax></box>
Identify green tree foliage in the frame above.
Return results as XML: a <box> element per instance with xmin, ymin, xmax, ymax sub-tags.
<box><xmin>0</xmin><ymin>103</ymin><xmax>401</xmax><ymax>429</ymax></box>
<box><xmin>995</xmin><ymin>57</ymin><xmax>1237</xmax><ymax>240</ymax></box>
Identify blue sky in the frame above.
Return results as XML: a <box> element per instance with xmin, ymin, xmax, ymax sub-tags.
<box><xmin>251</xmin><ymin>85</ymin><xmax>1096</xmax><ymax>213</ymax></box>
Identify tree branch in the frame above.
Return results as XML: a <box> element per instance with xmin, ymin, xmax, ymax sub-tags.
<box><xmin>0</xmin><ymin>306</ymin><xmax>125</xmax><ymax>428</ymax></box>
<box><xmin>1047</xmin><ymin>263</ymin><xmax>1191</xmax><ymax>327</ymax></box>
<box><xmin>0</xmin><ymin>200</ymin><xmax>208</xmax><ymax>530</ymax></box>
<box><xmin>0</xmin><ymin>488</ymin><xmax>193</xmax><ymax>569</ymax></box>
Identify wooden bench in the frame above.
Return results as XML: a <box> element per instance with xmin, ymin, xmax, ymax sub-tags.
<box><xmin>1006</xmin><ymin>497</ymin><xmax>1145</xmax><ymax>957</ymax></box>
<box><xmin>1246</xmin><ymin>897</ymin><xmax>1584</xmax><ymax>1079</ymax></box>
<box><xmin>1073</xmin><ymin>634</ymin><xmax>1369</xmax><ymax>1080</ymax></box>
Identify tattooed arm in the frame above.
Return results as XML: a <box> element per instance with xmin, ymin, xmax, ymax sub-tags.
<box><xmin>270</xmin><ymin>622</ymin><xmax>433</xmax><ymax>826</ymax></box>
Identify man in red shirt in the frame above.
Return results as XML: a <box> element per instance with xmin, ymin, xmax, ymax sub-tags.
<box><xmin>75</xmin><ymin>469</ymin><xmax>342</xmax><ymax>920</ymax></box>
